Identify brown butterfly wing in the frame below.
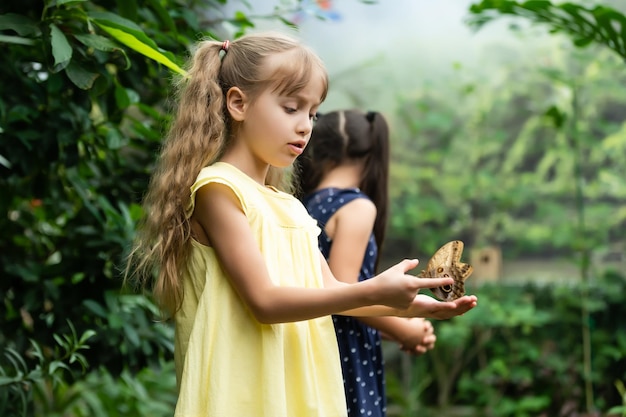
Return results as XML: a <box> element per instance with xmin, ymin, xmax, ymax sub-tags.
<box><xmin>418</xmin><ymin>241</ymin><xmax>473</xmax><ymax>301</ymax></box>
<box><xmin>456</xmin><ymin>262</ymin><xmax>474</xmax><ymax>281</ymax></box>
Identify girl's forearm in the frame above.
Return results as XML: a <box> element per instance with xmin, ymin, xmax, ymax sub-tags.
<box><xmin>337</xmin><ymin>305</ymin><xmax>401</xmax><ymax>318</ymax></box>
<box><xmin>249</xmin><ymin>279</ymin><xmax>385</xmax><ymax>324</ymax></box>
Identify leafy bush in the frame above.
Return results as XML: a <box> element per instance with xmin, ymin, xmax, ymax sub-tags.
<box><xmin>56</xmin><ymin>362</ymin><xmax>177</xmax><ymax>417</ymax></box>
<box><xmin>0</xmin><ymin>322</ymin><xmax>95</xmax><ymax>417</ymax></box>
<box><xmin>0</xmin><ymin>0</ymin><xmax>191</xmax><ymax>375</ymax></box>
<box><xmin>0</xmin><ymin>328</ymin><xmax>176</xmax><ymax>417</ymax></box>
<box><xmin>385</xmin><ymin>270</ymin><xmax>626</xmax><ymax>417</ymax></box>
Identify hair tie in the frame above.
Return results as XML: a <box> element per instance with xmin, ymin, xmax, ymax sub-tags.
<box><xmin>221</xmin><ymin>40</ymin><xmax>230</xmax><ymax>53</ymax></box>
<box><xmin>365</xmin><ymin>111</ymin><xmax>376</xmax><ymax>122</ymax></box>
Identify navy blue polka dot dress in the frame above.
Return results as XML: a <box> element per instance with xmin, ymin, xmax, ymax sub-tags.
<box><xmin>303</xmin><ymin>188</ymin><xmax>387</xmax><ymax>417</ymax></box>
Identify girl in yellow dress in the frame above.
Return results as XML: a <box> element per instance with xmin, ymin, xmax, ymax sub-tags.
<box><xmin>126</xmin><ymin>31</ymin><xmax>477</xmax><ymax>417</ymax></box>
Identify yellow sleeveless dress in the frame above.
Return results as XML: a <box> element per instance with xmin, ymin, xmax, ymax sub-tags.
<box><xmin>174</xmin><ymin>162</ymin><xmax>346</xmax><ymax>417</ymax></box>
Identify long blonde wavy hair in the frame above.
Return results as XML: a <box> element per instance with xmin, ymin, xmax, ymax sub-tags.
<box><xmin>126</xmin><ymin>31</ymin><xmax>328</xmax><ymax>317</ymax></box>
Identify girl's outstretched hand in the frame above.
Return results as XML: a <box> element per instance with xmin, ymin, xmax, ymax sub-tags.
<box><xmin>373</xmin><ymin>259</ymin><xmax>455</xmax><ymax>310</ymax></box>
<box><xmin>401</xmin><ymin>294</ymin><xmax>478</xmax><ymax>320</ymax></box>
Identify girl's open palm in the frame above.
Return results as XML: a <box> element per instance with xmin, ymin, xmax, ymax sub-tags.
<box><xmin>404</xmin><ymin>293</ymin><xmax>478</xmax><ymax>319</ymax></box>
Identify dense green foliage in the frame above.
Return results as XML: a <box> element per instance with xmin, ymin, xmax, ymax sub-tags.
<box><xmin>1</xmin><ymin>0</ymin><xmax>194</xmax><ymax>364</ymax></box>
<box><xmin>0</xmin><ymin>0</ymin><xmax>250</xmax><ymax>414</ymax></box>
<box><xmin>379</xmin><ymin>41</ymin><xmax>626</xmax><ymax>415</ymax></box>
<box><xmin>381</xmin><ymin>3</ymin><xmax>626</xmax><ymax>415</ymax></box>
<box><xmin>386</xmin><ymin>45</ymin><xmax>626</xmax><ymax>257</ymax></box>
<box><xmin>1</xmin><ymin>0</ymin><xmax>625</xmax><ymax>416</ymax></box>
<box><xmin>385</xmin><ymin>270</ymin><xmax>626</xmax><ymax>417</ymax></box>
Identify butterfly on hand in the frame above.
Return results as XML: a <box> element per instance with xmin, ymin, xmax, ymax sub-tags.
<box><xmin>418</xmin><ymin>240</ymin><xmax>473</xmax><ymax>301</ymax></box>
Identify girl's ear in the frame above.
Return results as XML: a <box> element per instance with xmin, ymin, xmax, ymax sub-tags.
<box><xmin>225</xmin><ymin>87</ymin><xmax>248</xmax><ymax>122</ymax></box>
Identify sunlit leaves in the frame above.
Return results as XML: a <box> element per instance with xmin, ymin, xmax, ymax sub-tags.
<box><xmin>95</xmin><ymin>24</ymin><xmax>185</xmax><ymax>76</ymax></box>
<box><xmin>1</xmin><ymin>3</ymin><xmax>187</xmax><ymax>91</ymax></box>
<box><xmin>89</xmin><ymin>11</ymin><xmax>186</xmax><ymax>76</ymax></box>
<box><xmin>468</xmin><ymin>0</ymin><xmax>626</xmax><ymax>60</ymax></box>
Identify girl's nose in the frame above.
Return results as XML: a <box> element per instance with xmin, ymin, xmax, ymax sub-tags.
<box><xmin>298</xmin><ymin>115</ymin><xmax>313</xmax><ymax>136</ymax></box>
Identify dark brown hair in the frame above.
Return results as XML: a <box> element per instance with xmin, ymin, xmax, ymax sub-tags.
<box><xmin>296</xmin><ymin>109</ymin><xmax>390</xmax><ymax>269</ymax></box>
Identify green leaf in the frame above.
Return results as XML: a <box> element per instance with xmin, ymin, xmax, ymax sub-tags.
<box><xmin>71</xmin><ymin>272</ymin><xmax>85</xmax><ymax>284</ymax></box>
<box><xmin>0</xmin><ymin>153</ymin><xmax>11</xmax><ymax>168</ymax></box>
<box><xmin>65</xmin><ymin>62</ymin><xmax>100</xmax><ymax>90</ymax></box>
<box><xmin>573</xmin><ymin>36</ymin><xmax>594</xmax><ymax>47</ymax></box>
<box><xmin>88</xmin><ymin>11</ymin><xmax>156</xmax><ymax>48</ymax></box>
<box><xmin>49</xmin><ymin>23</ymin><xmax>72</xmax><ymax>69</ymax></box>
<box><xmin>88</xmin><ymin>11</ymin><xmax>185</xmax><ymax>74</ymax></box>
<box><xmin>595</xmin><ymin>8</ymin><xmax>626</xmax><ymax>53</ymax></box>
<box><xmin>0</xmin><ymin>35</ymin><xmax>37</xmax><ymax>45</ymax></box>
<box><xmin>4</xmin><ymin>347</ymin><xmax>28</xmax><ymax>372</ymax></box>
<box><xmin>83</xmin><ymin>300</ymin><xmax>108</xmax><ymax>318</ymax></box>
<box><xmin>78</xmin><ymin>329</ymin><xmax>97</xmax><ymax>345</ymax></box>
<box><xmin>544</xmin><ymin>105</ymin><xmax>565</xmax><ymax>128</ymax></box>
<box><xmin>519</xmin><ymin>0</ymin><xmax>550</xmax><ymax>12</ymax></box>
<box><xmin>105</xmin><ymin>126</ymin><xmax>124</xmax><ymax>149</ymax></box>
<box><xmin>123</xmin><ymin>323</ymin><xmax>140</xmax><ymax>347</ymax></box>
<box><xmin>55</xmin><ymin>0</ymin><xmax>88</xmax><ymax>5</ymax></box>
<box><xmin>115</xmin><ymin>83</ymin><xmax>131</xmax><ymax>109</ymax></box>
<box><xmin>74</xmin><ymin>33</ymin><xmax>122</xmax><ymax>52</ymax></box>
<box><xmin>0</xmin><ymin>13</ymin><xmax>41</xmax><ymax>36</ymax></box>
<box><xmin>95</xmin><ymin>23</ymin><xmax>186</xmax><ymax>76</ymax></box>
<box><xmin>0</xmin><ymin>376</ymin><xmax>19</xmax><ymax>385</ymax></box>
<box><xmin>53</xmin><ymin>333</ymin><xmax>68</xmax><ymax>350</ymax></box>
<box><xmin>66</xmin><ymin>167</ymin><xmax>104</xmax><ymax>222</ymax></box>
<box><xmin>48</xmin><ymin>360</ymin><xmax>70</xmax><ymax>376</ymax></box>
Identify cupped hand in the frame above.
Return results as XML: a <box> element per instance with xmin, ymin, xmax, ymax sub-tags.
<box><xmin>374</xmin><ymin>259</ymin><xmax>455</xmax><ymax>310</ymax></box>
<box><xmin>402</xmin><ymin>294</ymin><xmax>478</xmax><ymax>320</ymax></box>
<box><xmin>399</xmin><ymin>318</ymin><xmax>437</xmax><ymax>355</ymax></box>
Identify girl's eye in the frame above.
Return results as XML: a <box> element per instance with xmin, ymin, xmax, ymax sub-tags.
<box><xmin>284</xmin><ymin>107</ymin><xmax>297</xmax><ymax>114</ymax></box>
<box><xmin>310</xmin><ymin>113</ymin><xmax>318</xmax><ymax>122</ymax></box>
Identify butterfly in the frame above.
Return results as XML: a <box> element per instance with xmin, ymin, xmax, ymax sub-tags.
<box><xmin>418</xmin><ymin>240</ymin><xmax>473</xmax><ymax>301</ymax></box>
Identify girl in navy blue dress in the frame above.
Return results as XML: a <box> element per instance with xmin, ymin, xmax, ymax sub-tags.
<box><xmin>298</xmin><ymin>110</ymin><xmax>438</xmax><ymax>417</ymax></box>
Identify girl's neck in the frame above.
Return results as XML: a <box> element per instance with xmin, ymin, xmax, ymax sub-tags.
<box><xmin>315</xmin><ymin>161</ymin><xmax>363</xmax><ymax>191</ymax></box>
<box><xmin>220</xmin><ymin>148</ymin><xmax>270</xmax><ymax>186</ymax></box>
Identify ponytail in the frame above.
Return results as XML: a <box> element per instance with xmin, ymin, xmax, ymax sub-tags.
<box><xmin>126</xmin><ymin>40</ymin><xmax>228</xmax><ymax>316</ymax></box>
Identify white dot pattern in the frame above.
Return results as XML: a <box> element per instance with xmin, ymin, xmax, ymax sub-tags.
<box><xmin>303</xmin><ymin>188</ymin><xmax>387</xmax><ymax>417</ymax></box>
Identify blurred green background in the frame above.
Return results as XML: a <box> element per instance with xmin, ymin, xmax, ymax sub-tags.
<box><xmin>1</xmin><ymin>1</ymin><xmax>625</xmax><ymax>416</ymax></box>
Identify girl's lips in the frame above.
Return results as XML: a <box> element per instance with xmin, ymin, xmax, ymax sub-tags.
<box><xmin>288</xmin><ymin>142</ymin><xmax>305</xmax><ymax>155</ymax></box>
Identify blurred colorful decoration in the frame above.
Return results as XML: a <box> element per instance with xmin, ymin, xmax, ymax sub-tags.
<box><xmin>290</xmin><ymin>0</ymin><xmax>342</xmax><ymax>24</ymax></box>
